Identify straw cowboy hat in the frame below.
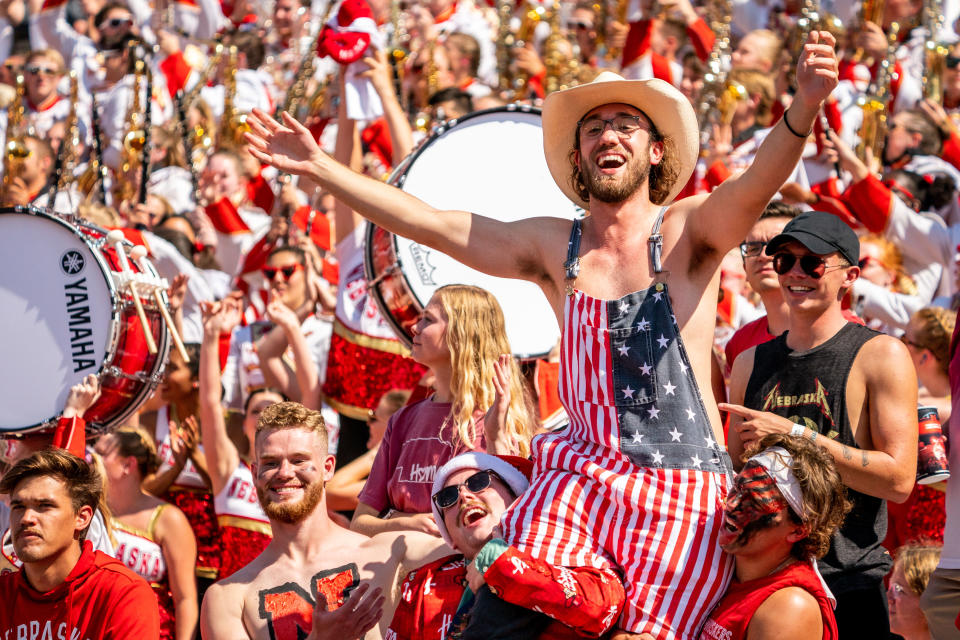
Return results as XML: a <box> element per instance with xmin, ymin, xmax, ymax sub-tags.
<box><xmin>542</xmin><ymin>71</ymin><xmax>699</xmax><ymax>209</ymax></box>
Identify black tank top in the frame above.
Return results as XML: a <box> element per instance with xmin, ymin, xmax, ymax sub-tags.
<box><xmin>744</xmin><ymin>322</ymin><xmax>892</xmax><ymax>593</ymax></box>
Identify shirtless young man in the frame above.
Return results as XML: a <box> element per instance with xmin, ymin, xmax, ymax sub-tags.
<box><xmin>245</xmin><ymin>33</ymin><xmax>839</xmax><ymax>638</ymax></box>
<box><xmin>200</xmin><ymin>402</ymin><xmax>447</xmax><ymax>640</ymax></box>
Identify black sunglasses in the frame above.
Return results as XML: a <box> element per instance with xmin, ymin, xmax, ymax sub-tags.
<box><xmin>432</xmin><ymin>470</ymin><xmax>499</xmax><ymax>510</ymax></box>
<box><xmin>772</xmin><ymin>253</ymin><xmax>847</xmax><ymax>278</ymax></box>
<box><xmin>947</xmin><ymin>55</ymin><xmax>960</xmax><ymax>69</ymax></box>
<box><xmin>739</xmin><ymin>240</ymin><xmax>767</xmax><ymax>258</ymax></box>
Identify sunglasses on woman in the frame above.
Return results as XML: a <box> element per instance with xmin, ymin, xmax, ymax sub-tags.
<box><xmin>432</xmin><ymin>470</ymin><xmax>500</xmax><ymax>510</ymax></box>
<box><xmin>261</xmin><ymin>263</ymin><xmax>303</xmax><ymax>281</ymax></box>
<box><xmin>771</xmin><ymin>253</ymin><xmax>848</xmax><ymax>279</ymax></box>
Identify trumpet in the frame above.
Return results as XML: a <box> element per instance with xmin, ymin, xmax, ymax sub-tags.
<box><xmin>512</xmin><ymin>2</ymin><xmax>548</xmax><ymax>99</ymax></box>
<box><xmin>921</xmin><ymin>0</ymin><xmax>947</xmax><ymax>101</ymax></box>
<box><xmin>605</xmin><ymin>0</ymin><xmax>629</xmax><ymax>62</ymax></box>
<box><xmin>696</xmin><ymin>0</ymin><xmax>734</xmax><ymax>150</ymax></box>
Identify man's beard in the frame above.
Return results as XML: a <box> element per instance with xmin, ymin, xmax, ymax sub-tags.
<box><xmin>581</xmin><ymin>146</ymin><xmax>651</xmax><ymax>203</ymax></box>
<box><xmin>258</xmin><ymin>480</ymin><xmax>325</xmax><ymax>524</ymax></box>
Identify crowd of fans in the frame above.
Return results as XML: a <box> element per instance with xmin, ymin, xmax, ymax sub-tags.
<box><xmin>0</xmin><ymin>0</ymin><xmax>958</xmax><ymax>637</ymax></box>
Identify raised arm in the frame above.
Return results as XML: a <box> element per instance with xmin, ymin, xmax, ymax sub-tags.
<box><xmin>690</xmin><ymin>31</ymin><xmax>840</xmax><ymax>255</ymax></box>
<box><xmin>199</xmin><ymin>300</ymin><xmax>243</xmax><ymax>496</ymax></box>
<box><xmin>245</xmin><ymin>109</ymin><xmax>558</xmax><ymax>284</ymax></box>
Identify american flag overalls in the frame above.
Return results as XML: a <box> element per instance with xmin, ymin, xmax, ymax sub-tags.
<box><xmin>501</xmin><ymin>211</ymin><xmax>734</xmax><ymax>638</ymax></box>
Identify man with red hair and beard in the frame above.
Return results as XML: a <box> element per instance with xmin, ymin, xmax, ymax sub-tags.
<box><xmin>200</xmin><ymin>402</ymin><xmax>448</xmax><ymax>640</ymax></box>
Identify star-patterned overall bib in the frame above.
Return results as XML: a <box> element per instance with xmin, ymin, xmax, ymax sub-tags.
<box><xmin>501</xmin><ymin>211</ymin><xmax>734</xmax><ymax>638</ymax></box>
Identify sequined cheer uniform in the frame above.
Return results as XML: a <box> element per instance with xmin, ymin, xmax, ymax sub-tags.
<box><xmin>214</xmin><ymin>461</ymin><xmax>272</xmax><ymax>577</ymax></box>
<box><xmin>112</xmin><ymin>505</ymin><xmax>176</xmax><ymax>640</ymax></box>
<box><xmin>501</xmin><ymin>214</ymin><xmax>734</xmax><ymax>638</ymax></box>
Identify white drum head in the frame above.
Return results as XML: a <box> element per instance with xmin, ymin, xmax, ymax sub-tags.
<box><xmin>0</xmin><ymin>212</ymin><xmax>113</xmax><ymax>431</ymax></box>
<box><xmin>392</xmin><ymin>107</ymin><xmax>582</xmax><ymax>358</ymax></box>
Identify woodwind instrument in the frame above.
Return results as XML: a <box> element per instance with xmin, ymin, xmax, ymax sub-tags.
<box><xmin>921</xmin><ymin>0</ymin><xmax>947</xmax><ymax>101</ymax></box>
<box><xmin>389</xmin><ymin>0</ymin><xmax>411</xmax><ymax>111</ymax></box>
<box><xmin>174</xmin><ymin>90</ymin><xmax>201</xmax><ymax>203</ymax></box>
<box><xmin>77</xmin><ymin>95</ymin><xmax>107</xmax><ymax>202</ymax></box>
<box><xmin>280</xmin><ymin>0</ymin><xmax>336</xmax><ymax>120</ymax></box>
<box><xmin>116</xmin><ymin>45</ymin><xmax>147</xmax><ymax>205</ymax></box>
<box><xmin>51</xmin><ymin>71</ymin><xmax>80</xmax><ymax>202</ymax></box>
<box><xmin>1</xmin><ymin>74</ymin><xmax>27</xmax><ymax>203</ymax></box>
<box><xmin>138</xmin><ymin>60</ymin><xmax>153</xmax><ymax>205</ymax></box>
<box><xmin>220</xmin><ymin>46</ymin><xmax>250</xmax><ymax>147</ymax></box>
<box><xmin>856</xmin><ymin>21</ymin><xmax>899</xmax><ymax>162</ymax></box>
<box><xmin>182</xmin><ymin>41</ymin><xmax>225</xmax><ymax>110</ymax></box>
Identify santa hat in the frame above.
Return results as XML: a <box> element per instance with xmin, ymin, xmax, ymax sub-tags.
<box><xmin>430</xmin><ymin>452</ymin><xmax>532</xmax><ymax>549</ymax></box>
<box><xmin>316</xmin><ymin>0</ymin><xmax>385</xmax><ymax>120</ymax></box>
<box><xmin>317</xmin><ymin>0</ymin><xmax>379</xmax><ymax>64</ymax></box>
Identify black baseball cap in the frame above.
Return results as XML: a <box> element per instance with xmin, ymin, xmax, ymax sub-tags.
<box><xmin>764</xmin><ymin>210</ymin><xmax>859</xmax><ymax>265</ymax></box>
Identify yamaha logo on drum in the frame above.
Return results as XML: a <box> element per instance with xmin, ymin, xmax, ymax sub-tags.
<box><xmin>60</xmin><ymin>250</ymin><xmax>86</xmax><ymax>275</ymax></box>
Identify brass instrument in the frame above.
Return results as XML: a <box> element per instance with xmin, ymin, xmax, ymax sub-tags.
<box><xmin>77</xmin><ymin>95</ymin><xmax>106</xmax><ymax>200</ymax></box>
<box><xmin>921</xmin><ymin>0</ymin><xmax>947</xmax><ymax>100</ymax></box>
<box><xmin>856</xmin><ymin>21</ymin><xmax>899</xmax><ymax>162</ymax></box>
<box><xmin>851</xmin><ymin>0</ymin><xmax>885</xmax><ymax>63</ymax></box>
<box><xmin>389</xmin><ymin>0</ymin><xmax>410</xmax><ymax>111</ymax></box>
<box><xmin>219</xmin><ymin>46</ymin><xmax>250</xmax><ymax>147</ymax></box>
<box><xmin>593</xmin><ymin>1</ymin><xmax>607</xmax><ymax>55</ymax></box>
<box><xmin>543</xmin><ymin>1</ymin><xmax>581</xmax><ymax>94</ymax></box>
<box><xmin>496</xmin><ymin>0</ymin><xmax>516</xmax><ymax>93</ymax></box>
<box><xmin>1</xmin><ymin>74</ymin><xmax>27</xmax><ymax>202</ymax></box>
<box><xmin>605</xmin><ymin>0</ymin><xmax>628</xmax><ymax>62</ymax></box>
<box><xmin>696</xmin><ymin>0</ymin><xmax>735</xmax><ymax>150</ymax></box>
<box><xmin>513</xmin><ymin>3</ymin><xmax>547</xmax><ymax>99</ymax></box>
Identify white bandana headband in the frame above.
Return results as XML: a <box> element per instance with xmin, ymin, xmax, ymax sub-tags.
<box><xmin>748</xmin><ymin>446</ymin><xmax>806</xmax><ymax>522</ymax></box>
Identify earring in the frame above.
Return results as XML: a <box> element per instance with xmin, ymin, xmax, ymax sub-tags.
<box><xmin>921</xmin><ymin>353</ymin><xmax>928</xmax><ymax>363</ymax></box>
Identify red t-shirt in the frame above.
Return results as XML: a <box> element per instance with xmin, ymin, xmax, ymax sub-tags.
<box><xmin>358</xmin><ymin>399</ymin><xmax>485</xmax><ymax>514</ymax></box>
<box><xmin>0</xmin><ymin>540</ymin><xmax>160</xmax><ymax>639</ymax></box>
<box><xmin>699</xmin><ymin>561</ymin><xmax>838</xmax><ymax>640</ymax></box>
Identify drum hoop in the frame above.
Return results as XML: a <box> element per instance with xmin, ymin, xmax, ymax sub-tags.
<box><xmin>0</xmin><ymin>206</ymin><xmax>168</xmax><ymax>435</ymax></box>
<box><xmin>363</xmin><ymin>105</ymin><xmax>544</xmax><ymax>347</ymax></box>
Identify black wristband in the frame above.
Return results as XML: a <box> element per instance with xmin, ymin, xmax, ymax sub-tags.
<box><xmin>783</xmin><ymin>108</ymin><xmax>813</xmax><ymax>138</ymax></box>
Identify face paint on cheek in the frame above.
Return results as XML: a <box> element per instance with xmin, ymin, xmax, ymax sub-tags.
<box><xmin>725</xmin><ymin>464</ymin><xmax>789</xmax><ymax>538</ymax></box>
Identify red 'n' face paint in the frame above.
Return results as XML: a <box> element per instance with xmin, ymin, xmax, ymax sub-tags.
<box><xmin>719</xmin><ymin>461</ymin><xmax>789</xmax><ymax>550</ymax></box>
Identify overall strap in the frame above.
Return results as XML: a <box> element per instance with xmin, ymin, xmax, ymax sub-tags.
<box><xmin>648</xmin><ymin>206</ymin><xmax>669</xmax><ymax>275</ymax></box>
<box><xmin>564</xmin><ymin>218</ymin><xmax>583</xmax><ymax>288</ymax></box>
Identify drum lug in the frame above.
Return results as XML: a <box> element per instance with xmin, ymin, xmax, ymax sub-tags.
<box><xmin>103</xmin><ymin>365</ymin><xmax>163</xmax><ymax>385</ymax></box>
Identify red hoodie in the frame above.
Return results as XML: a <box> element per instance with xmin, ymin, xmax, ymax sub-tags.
<box><xmin>0</xmin><ymin>540</ymin><xmax>160</xmax><ymax>640</ymax></box>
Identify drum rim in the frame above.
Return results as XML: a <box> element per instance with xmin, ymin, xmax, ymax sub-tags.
<box><xmin>363</xmin><ymin>105</ymin><xmax>562</xmax><ymax>359</ymax></box>
<box><xmin>0</xmin><ymin>207</ymin><xmax>170</xmax><ymax>434</ymax></box>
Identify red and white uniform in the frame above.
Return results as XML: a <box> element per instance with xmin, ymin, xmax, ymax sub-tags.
<box><xmin>322</xmin><ymin>225</ymin><xmax>425</xmax><ymax>420</ymax></box>
<box><xmin>214</xmin><ymin>461</ymin><xmax>272</xmax><ymax>577</ymax></box>
<box><xmin>113</xmin><ymin>505</ymin><xmax>178</xmax><ymax>640</ymax></box>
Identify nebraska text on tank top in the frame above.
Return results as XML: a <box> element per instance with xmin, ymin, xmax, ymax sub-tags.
<box><xmin>214</xmin><ymin>461</ymin><xmax>271</xmax><ymax>533</ymax></box>
<box><xmin>743</xmin><ymin>323</ymin><xmax>892</xmax><ymax>592</ymax></box>
<box><xmin>112</xmin><ymin>505</ymin><xmax>168</xmax><ymax>584</ymax></box>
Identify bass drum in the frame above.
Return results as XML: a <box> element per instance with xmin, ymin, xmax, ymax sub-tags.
<box><xmin>0</xmin><ymin>207</ymin><xmax>170</xmax><ymax>434</ymax></box>
<box><xmin>365</xmin><ymin>105</ymin><xmax>583</xmax><ymax>359</ymax></box>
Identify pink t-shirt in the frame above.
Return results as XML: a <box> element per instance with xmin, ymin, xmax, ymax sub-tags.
<box><xmin>358</xmin><ymin>398</ymin><xmax>485</xmax><ymax>515</ymax></box>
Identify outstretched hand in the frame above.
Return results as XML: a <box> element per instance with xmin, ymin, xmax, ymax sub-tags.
<box><xmin>306</xmin><ymin>583</ymin><xmax>384</xmax><ymax>640</ymax></box>
<box><xmin>794</xmin><ymin>31</ymin><xmax>839</xmax><ymax>109</ymax></box>
<box><xmin>717</xmin><ymin>402</ymin><xmax>795</xmax><ymax>446</ymax></box>
<box><xmin>245</xmin><ymin>109</ymin><xmax>326</xmax><ymax>178</ymax></box>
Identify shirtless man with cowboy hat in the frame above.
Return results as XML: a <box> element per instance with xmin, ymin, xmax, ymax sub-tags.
<box><xmin>244</xmin><ymin>31</ymin><xmax>839</xmax><ymax>638</ymax></box>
